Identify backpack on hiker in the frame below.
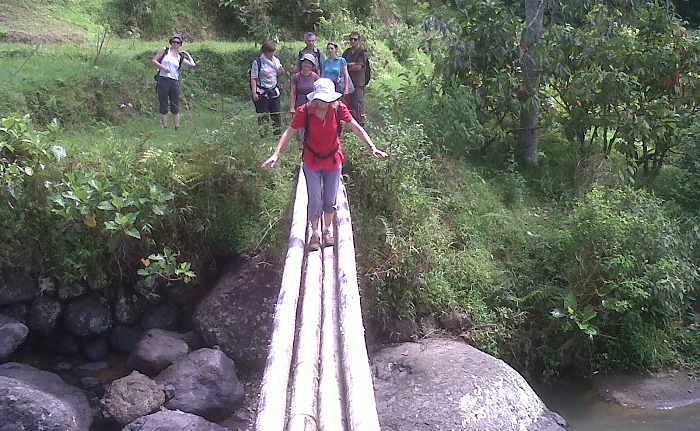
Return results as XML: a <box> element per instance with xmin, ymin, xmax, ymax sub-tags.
<box><xmin>362</xmin><ymin>49</ymin><xmax>371</xmax><ymax>85</ymax></box>
<box><xmin>301</xmin><ymin>101</ymin><xmax>344</xmax><ymax>158</ymax></box>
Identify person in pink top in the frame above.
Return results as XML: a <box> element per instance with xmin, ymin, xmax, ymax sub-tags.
<box><xmin>262</xmin><ymin>78</ymin><xmax>388</xmax><ymax>251</ymax></box>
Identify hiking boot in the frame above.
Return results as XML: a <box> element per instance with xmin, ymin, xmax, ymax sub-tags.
<box><xmin>323</xmin><ymin>230</ymin><xmax>335</xmax><ymax>247</ymax></box>
<box><xmin>308</xmin><ymin>235</ymin><xmax>321</xmax><ymax>251</ymax></box>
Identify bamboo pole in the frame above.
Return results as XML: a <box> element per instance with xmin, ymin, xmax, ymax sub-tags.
<box><xmin>255</xmin><ymin>166</ymin><xmax>309</xmax><ymax>431</ymax></box>
<box><xmin>335</xmin><ymin>181</ymin><xmax>382</xmax><ymax>431</ymax></box>
<box><xmin>318</xmin><ymin>223</ymin><xmax>346</xmax><ymax>430</ymax></box>
<box><xmin>287</xmin><ymin>245</ymin><xmax>322</xmax><ymax>431</ymax></box>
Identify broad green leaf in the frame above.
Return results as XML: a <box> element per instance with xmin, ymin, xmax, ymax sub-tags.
<box><xmin>125</xmin><ymin>227</ymin><xmax>141</xmax><ymax>239</ymax></box>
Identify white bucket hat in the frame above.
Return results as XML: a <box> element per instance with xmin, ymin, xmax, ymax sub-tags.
<box><xmin>307</xmin><ymin>78</ymin><xmax>343</xmax><ymax>103</ymax></box>
<box><xmin>300</xmin><ymin>52</ymin><xmax>317</xmax><ymax>67</ymax></box>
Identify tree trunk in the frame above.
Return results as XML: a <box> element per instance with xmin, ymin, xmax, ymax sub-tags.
<box><xmin>518</xmin><ymin>0</ymin><xmax>545</xmax><ymax>167</ymax></box>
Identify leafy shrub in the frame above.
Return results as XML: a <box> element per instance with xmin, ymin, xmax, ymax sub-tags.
<box><xmin>106</xmin><ymin>0</ymin><xmax>177</xmax><ymax>38</ymax></box>
<box><xmin>519</xmin><ymin>183</ymin><xmax>700</xmax><ymax>374</ymax></box>
<box><xmin>382</xmin><ymin>22</ymin><xmax>423</xmax><ymax>63</ymax></box>
<box><xmin>378</xmin><ymin>76</ymin><xmax>485</xmax><ymax>157</ymax></box>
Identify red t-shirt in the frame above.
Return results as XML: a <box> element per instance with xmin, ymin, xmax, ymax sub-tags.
<box><xmin>291</xmin><ymin>101</ymin><xmax>354</xmax><ymax>171</ymax></box>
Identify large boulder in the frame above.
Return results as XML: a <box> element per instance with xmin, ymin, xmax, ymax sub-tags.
<box><xmin>0</xmin><ymin>314</ymin><xmax>29</xmax><ymax>360</ymax></box>
<box><xmin>0</xmin><ymin>272</ymin><xmax>37</xmax><ymax>306</ymax></box>
<box><xmin>109</xmin><ymin>324</ymin><xmax>145</xmax><ymax>353</ymax></box>
<box><xmin>27</xmin><ymin>296</ymin><xmax>62</xmax><ymax>335</ymax></box>
<box><xmin>0</xmin><ymin>362</ymin><xmax>92</xmax><ymax>430</ymax></box>
<box><xmin>126</xmin><ymin>328</ymin><xmax>190</xmax><ymax>375</ymax></box>
<box><xmin>139</xmin><ymin>302</ymin><xmax>180</xmax><ymax>331</ymax></box>
<box><xmin>102</xmin><ymin>371</ymin><xmax>165</xmax><ymax>425</ymax></box>
<box><xmin>192</xmin><ymin>253</ymin><xmax>278</xmax><ymax>370</ymax></box>
<box><xmin>121</xmin><ymin>410</ymin><xmax>229</xmax><ymax>431</ymax></box>
<box><xmin>155</xmin><ymin>348</ymin><xmax>245</xmax><ymax>421</ymax></box>
<box><xmin>371</xmin><ymin>339</ymin><xmax>567</xmax><ymax>431</ymax></box>
<box><xmin>63</xmin><ymin>294</ymin><xmax>112</xmax><ymax>336</ymax></box>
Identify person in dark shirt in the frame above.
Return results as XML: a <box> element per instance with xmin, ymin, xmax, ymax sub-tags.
<box><xmin>342</xmin><ymin>31</ymin><xmax>368</xmax><ymax>126</ymax></box>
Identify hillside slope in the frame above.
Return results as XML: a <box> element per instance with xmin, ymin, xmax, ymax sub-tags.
<box><xmin>0</xmin><ymin>0</ymin><xmax>96</xmax><ymax>44</ymax></box>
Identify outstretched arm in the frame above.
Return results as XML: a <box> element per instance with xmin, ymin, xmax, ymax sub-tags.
<box><xmin>346</xmin><ymin>119</ymin><xmax>387</xmax><ymax>158</ymax></box>
<box><xmin>262</xmin><ymin>126</ymin><xmax>297</xmax><ymax>168</ymax></box>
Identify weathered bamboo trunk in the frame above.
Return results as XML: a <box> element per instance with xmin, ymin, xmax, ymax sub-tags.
<box><xmin>318</xmin><ymin>225</ymin><xmax>345</xmax><ymax>430</ymax></box>
<box><xmin>254</xmin><ymin>167</ymin><xmax>308</xmax><ymax>431</ymax></box>
<box><xmin>335</xmin><ymin>182</ymin><xmax>382</xmax><ymax>431</ymax></box>
<box><xmin>287</xmin><ymin>240</ymin><xmax>323</xmax><ymax>431</ymax></box>
<box><xmin>255</xmin><ymin>174</ymin><xmax>380</xmax><ymax>431</ymax></box>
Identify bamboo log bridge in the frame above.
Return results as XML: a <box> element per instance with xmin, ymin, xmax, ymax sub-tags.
<box><xmin>254</xmin><ymin>168</ymin><xmax>381</xmax><ymax>431</ymax></box>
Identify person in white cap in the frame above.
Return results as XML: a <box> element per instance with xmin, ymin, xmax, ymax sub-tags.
<box><xmin>262</xmin><ymin>78</ymin><xmax>387</xmax><ymax>251</ymax></box>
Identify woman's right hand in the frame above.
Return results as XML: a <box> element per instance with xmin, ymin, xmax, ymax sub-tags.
<box><xmin>261</xmin><ymin>154</ymin><xmax>279</xmax><ymax>168</ymax></box>
<box><xmin>253</xmin><ymin>93</ymin><xmax>259</xmax><ymax>101</ymax></box>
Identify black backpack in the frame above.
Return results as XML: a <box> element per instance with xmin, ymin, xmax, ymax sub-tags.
<box><xmin>362</xmin><ymin>49</ymin><xmax>371</xmax><ymax>85</ymax></box>
<box><xmin>249</xmin><ymin>56</ymin><xmax>263</xmax><ymax>82</ymax></box>
<box><xmin>153</xmin><ymin>47</ymin><xmax>184</xmax><ymax>81</ymax></box>
<box><xmin>302</xmin><ymin>102</ymin><xmax>344</xmax><ymax>158</ymax></box>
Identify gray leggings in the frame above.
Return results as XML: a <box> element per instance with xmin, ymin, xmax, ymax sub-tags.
<box><xmin>303</xmin><ymin>163</ymin><xmax>341</xmax><ymax>221</ymax></box>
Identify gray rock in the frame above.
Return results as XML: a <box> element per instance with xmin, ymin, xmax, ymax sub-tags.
<box><xmin>139</xmin><ymin>302</ymin><xmax>180</xmax><ymax>331</ymax></box>
<box><xmin>38</xmin><ymin>276</ymin><xmax>58</xmax><ymax>297</ymax></box>
<box><xmin>163</xmin><ymin>279</ymin><xmax>203</xmax><ymax>307</ymax></box>
<box><xmin>371</xmin><ymin>339</ymin><xmax>567</xmax><ymax>431</ymax></box>
<box><xmin>192</xmin><ymin>253</ymin><xmax>278</xmax><ymax>370</ymax></box>
<box><xmin>83</xmin><ymin>334</ymin><xmax>108</xmax><ymax>360</ymax></box>
<box><xmin>27</xmin><ymin>296</ymin><xmax>62</xmax><ymax>335</ymax></box>
<box><xmin>126</xmin><ymin>328</ymin><xmax>190</xmax><ymax>375</ymax></box>
<box><xmin>382</xmin><ymin>316</ymin><xmax>420</xmax><ymax>342</ymax></box>
<box><xmin>0</xmin><ymin>362</ymin><xmax>92</xmax><ymax>430</ymax></box>
<box><xmin>0</xmin><ymin>272</ymin><xmax>37</xmax><ymax>306</ymax></box>
<box><xmin>121</xmin><ymin>410</ymin><xmax>228</xmax><ymax>431</ymax></box>
<box><xmin>102</xmin><ymin>371</ymin><xmax>165</xmax><ymax>425</ymax></box>
<box><xmin>0</xmin><ymin>314</ymin><xmax>29</xmax><ymax>360</ymax></box>
<box><xmin>78</xmin><ymin>362</ymin><xmax>108</xmax><ymax>371</ymax></box>
<box><xmin>109</xmin><ymin>324</ymin><xmax>144</xmax><ymax>353</ymax></box>
<box><xmin>63</xmin><ymin>294</ymin><xmax>112</xmax><ymax>336</ymax></box>
<box><xmin>155</xmin><ymin>348</ymin><xmax>245</xmax><ymax>421</ymax></box>
<box><xmin>114</xmin><ymin>286</ymin><xmax>140</xmax><ymax>325</ymax></box>
<box><xmin>58</xmin><ymin>282</ymin><xmax>87</xmax><ymax>300</ymax></box>
<box><xmin>0</xmin><ymin>303</ymin><xmax>28</xmax><ymax>324</ymax></box>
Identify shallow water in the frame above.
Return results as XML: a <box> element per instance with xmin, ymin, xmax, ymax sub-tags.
<box><xmin>532</xmin><ymin>378</ymin><xmax>700</xmax><ymax>431</ymax></box>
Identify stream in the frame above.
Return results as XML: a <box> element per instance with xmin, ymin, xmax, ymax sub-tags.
<box><xmin>532</xmin><ymin>378</ymin><xmax>700</xmax><ymax>431</ymax></box>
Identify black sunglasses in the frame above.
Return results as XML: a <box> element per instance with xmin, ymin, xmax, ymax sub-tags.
<box><xmin>172</xmin><ymin>40</ymin><xmax>182</xmax><ymax>45</ymax></box>
<box><xmin>349</xmin><ymin>37</ymin><xmax>358</xmax><ymax>41</ymax></box>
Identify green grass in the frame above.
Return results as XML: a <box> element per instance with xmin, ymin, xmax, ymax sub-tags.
<box><xmin>0</xmin><ymin>0</ymin><xmax>100</xmax><ymax>43</ymax></box>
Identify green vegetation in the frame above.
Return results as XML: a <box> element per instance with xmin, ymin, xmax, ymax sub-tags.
<box><xmin>2</xmin><ymin>0</ymin><xmax>700</xmax><ymax>379</ymax></box>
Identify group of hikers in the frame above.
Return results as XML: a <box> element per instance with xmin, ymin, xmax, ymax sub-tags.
<box><xmin>152</xmin><ymin>31</ymin><xmax>387</xmax><ymax>252</ymax></box>
<box><xmin>250</xmin><ymin>31</ymin><xmax>370</xmax><ymax>135</ymax></box>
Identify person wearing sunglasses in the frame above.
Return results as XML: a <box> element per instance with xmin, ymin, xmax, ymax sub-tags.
<box><xmin>341</xmin><ymin>31</ymin><xmax>368</xmax><ymax>126</ymax></box>
<box><xmin>152</xmin><ymin>33</ymin><xmax>196</xmax><ymax>130</ymax></box>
